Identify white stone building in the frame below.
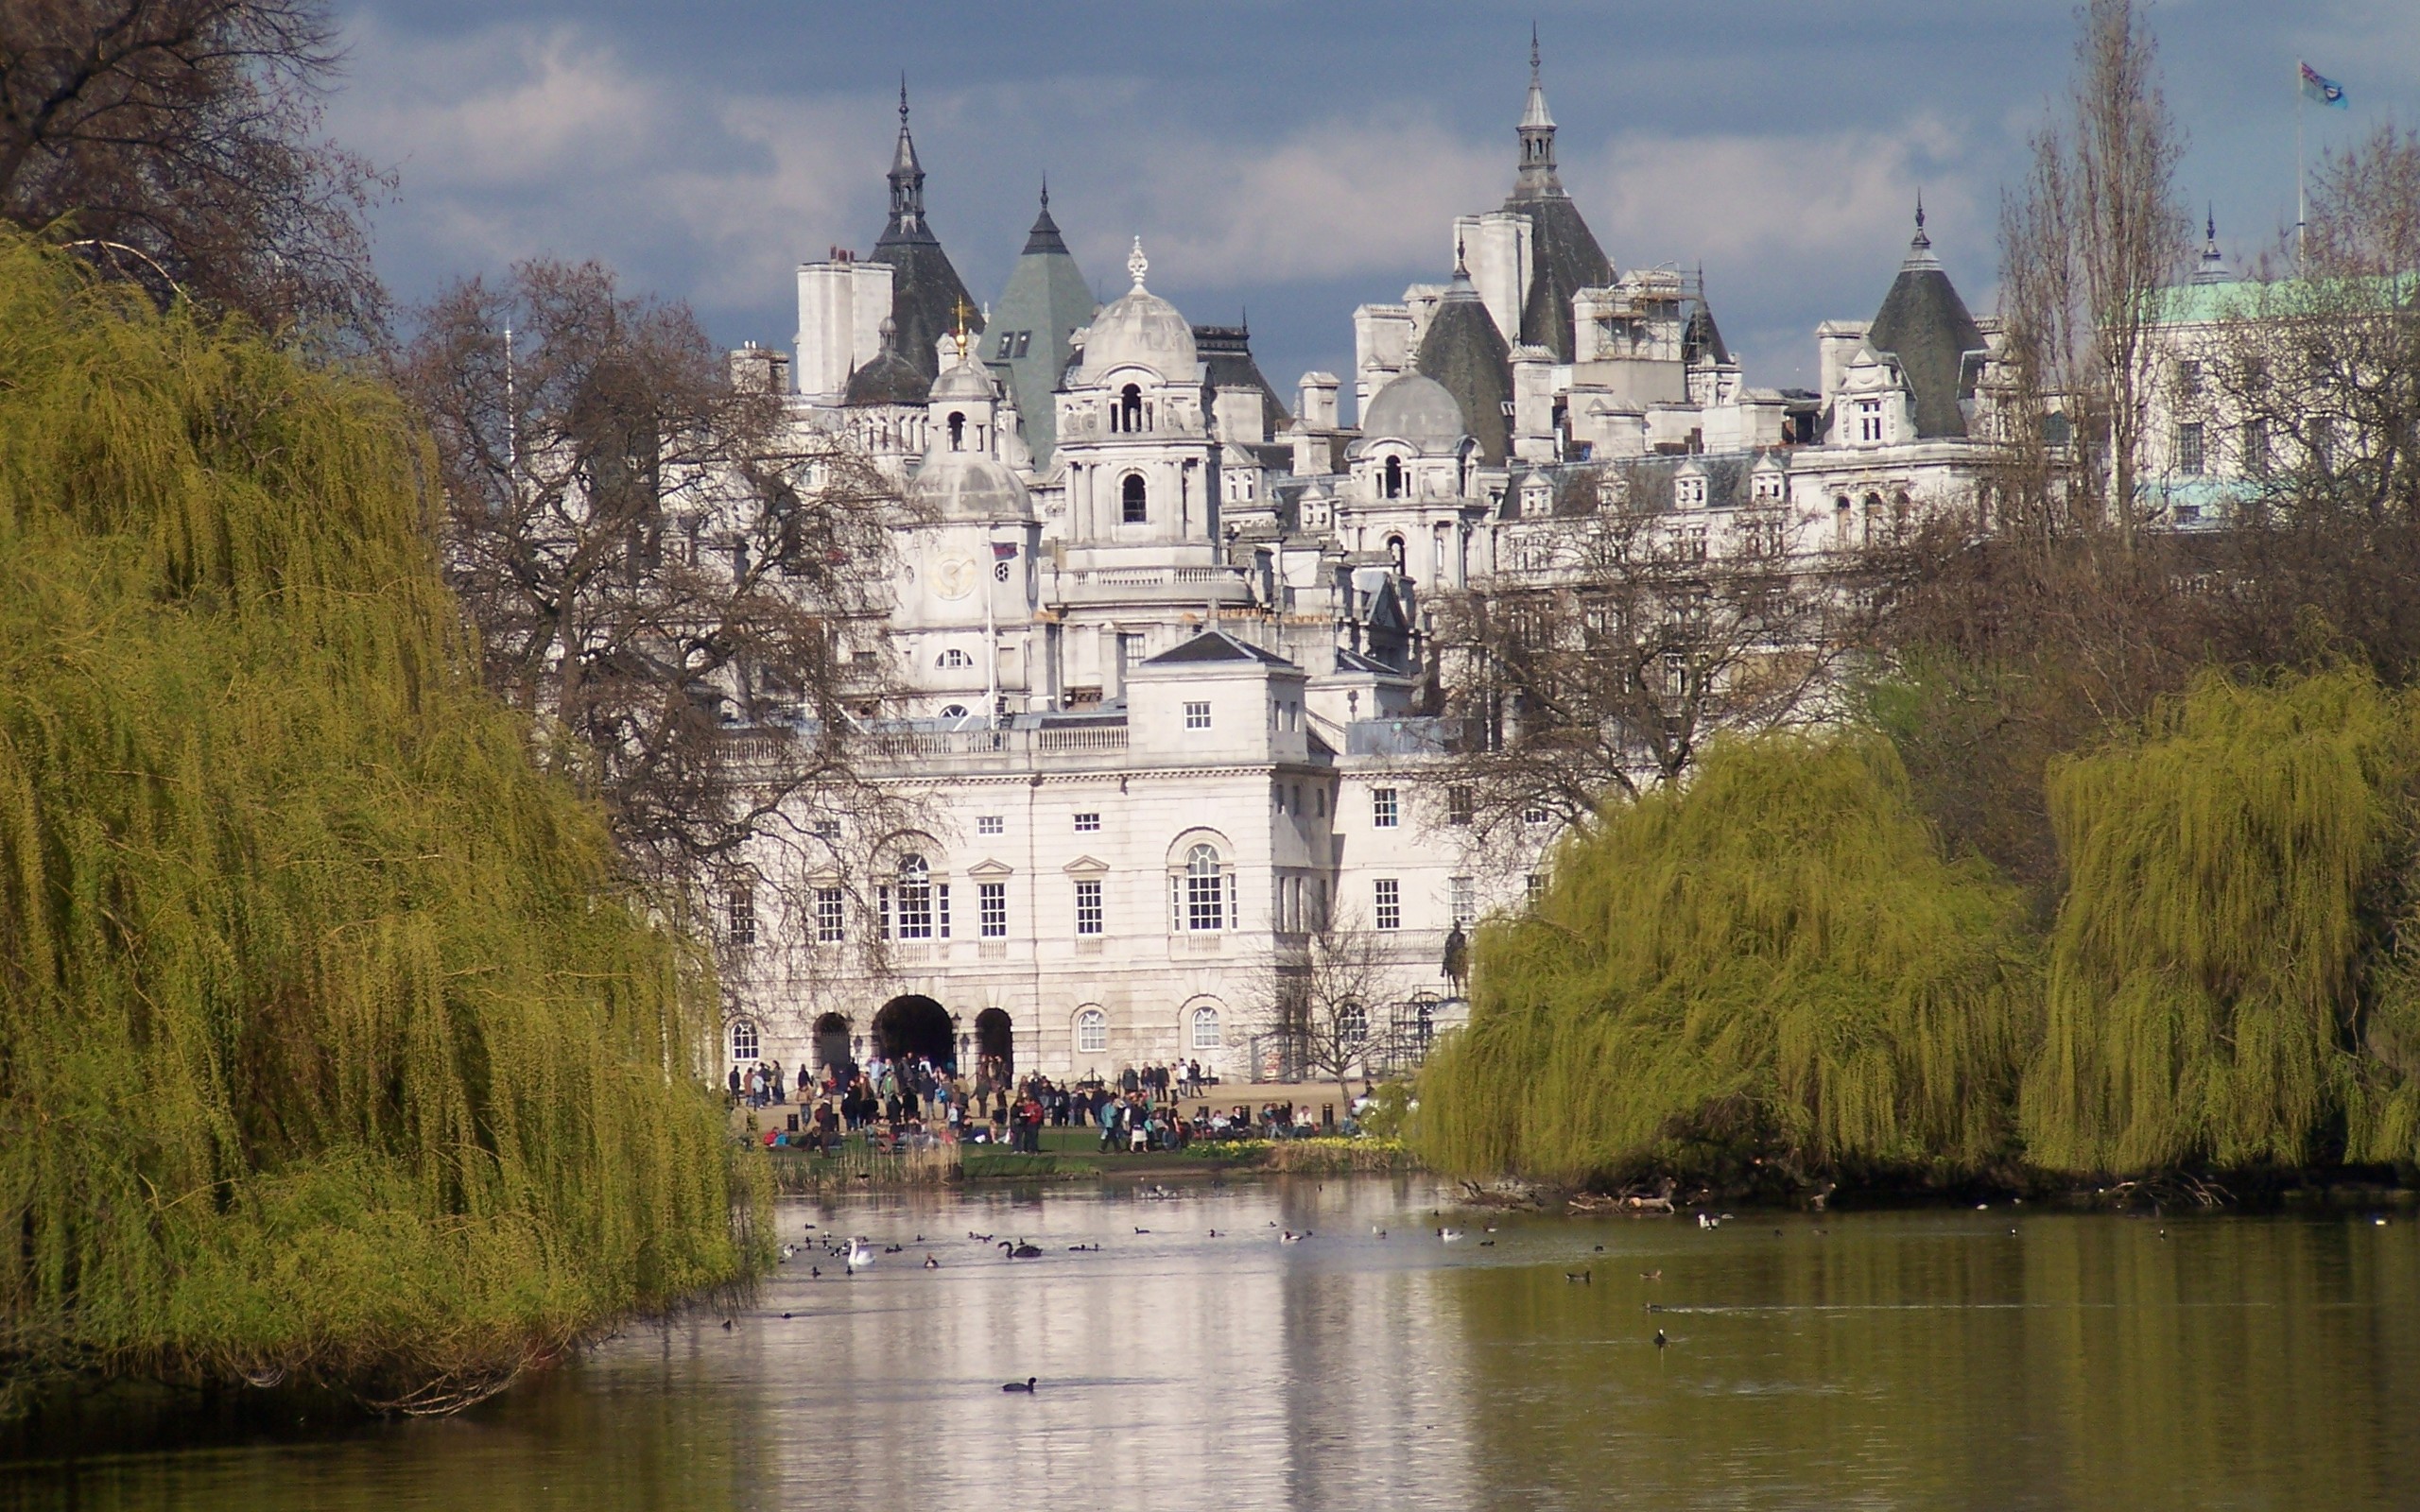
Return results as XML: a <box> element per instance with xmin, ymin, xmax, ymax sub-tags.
<box><xmin>715</xmin><ymin>44</ymin><xmax>2019</xmax><ymax>1085</ymax></box>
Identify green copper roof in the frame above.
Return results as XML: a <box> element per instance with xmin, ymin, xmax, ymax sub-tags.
<box><xmin>984</xmin><ymin>182</ymin><xmax>1096</xmax><ymax>466</ymax></box>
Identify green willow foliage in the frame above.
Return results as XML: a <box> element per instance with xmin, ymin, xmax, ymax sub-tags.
<box><xmin>2021</xmin><ymin>669</ymin><xmax>2415</xmax><ymax>1173</ymax></box>
<box><xmin>1416</xmin><ymin>735</ymin><xmax>2038</xmax><ymax>1185</ymax></box>
<box><xmin>0</xmin><ymin>234</ymin><xmax>765</xmax><ymax>1412</ymax></box>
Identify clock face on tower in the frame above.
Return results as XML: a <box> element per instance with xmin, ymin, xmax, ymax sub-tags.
<box><xmin>933</xmin><ymin>555</ymin><xmax>978</xmax><ymax>600</ymax></box>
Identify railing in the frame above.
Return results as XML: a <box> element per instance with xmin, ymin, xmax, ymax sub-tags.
<box><xmin>1056</xmin><ymin>565</ymin><xmax>1240</xmax><ymax>589</ymax></box>
<box><xmin>1035</xmin><ymin>724</ymin><xmax>1129</xmax><ymax>753</ymax></box>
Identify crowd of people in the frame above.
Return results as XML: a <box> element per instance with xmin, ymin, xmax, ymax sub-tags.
<box><xmin>732</xmin><ymin>1052</ymin><xmax>1342</xmax><ymax>1153</ymax></box>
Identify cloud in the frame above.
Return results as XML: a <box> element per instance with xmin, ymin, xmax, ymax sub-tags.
<box><xmin>332</xmin><ymin>18</ymin><xmax>885</xmax><ymax>308</ymax></box>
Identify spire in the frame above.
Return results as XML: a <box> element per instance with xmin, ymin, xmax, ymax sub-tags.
<box><xmin>884</xmin><ymin>75</ymin><xmax>928</xmax><ymax>242</ymax></box>
<box><xmin>1022</xmin><ymin>176</ymin><xmax>1069</xmax><ymax>255</ymax></box>
<box><xmin>1512</xmin><ymin>27</ymin><xmax>1562</xmax><ymax>198</ymax></box>
<box><xmin>1127</xmin><ymin>235</ymin><xmax>1149</xmax><ymax>290</ymax></box>
<box><xmin>1900</xmin><ymin>194</ymin><xmax>1941</xmax><ymax>270</ymax></box>
<box><xmin>2193</xmin><ymin>204</ymin><xmax>2230</xmax><ymax>284</ymax></box>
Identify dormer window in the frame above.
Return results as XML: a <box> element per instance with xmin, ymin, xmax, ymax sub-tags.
<box><xmin>1856</xmin><ymin>400</ymin><xmax>1883</xmax><ymax>443</ymax></box>
<box><xmin>1677</xmin><ymin>475</ymin><xmax>1706</xmax><ymax>507</ymax></box>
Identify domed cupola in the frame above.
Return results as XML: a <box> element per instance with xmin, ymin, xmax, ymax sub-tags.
<box><xmin>843</xmin><ymin>318</ymin><xmax>932</xmax><ymax>408</ymax></box>
<box><xmin>1073</xmin><ymin>238</ymin><xmax>1198</xmax><ymax>383</ymax></box>
<box><xmin>1359</xmin><ymin>372</ymin><xmax>1468</xmax><ymax>455</ymax></box>
<box><xmin>910</xmin><ymin>345</ymin><xmax>1033</xmax><ymax>523</ymax></box>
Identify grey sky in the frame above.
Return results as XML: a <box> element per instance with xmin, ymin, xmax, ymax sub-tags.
<box><xmin>331</xmin><ymin>1</ymin><xmax>2413</xmax><ymax>408</ymax></box>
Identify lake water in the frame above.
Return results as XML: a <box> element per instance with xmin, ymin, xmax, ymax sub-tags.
<box><xmin>9</xmin><ymin>1178</ymin><xmax>2420</xmax><ymax>1510</ymax></box>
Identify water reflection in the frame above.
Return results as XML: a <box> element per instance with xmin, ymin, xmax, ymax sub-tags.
<box><xmin>8</xmin><ymin>1184</ymin><xmax>2418</xmax><ymax>1511</ymax></box>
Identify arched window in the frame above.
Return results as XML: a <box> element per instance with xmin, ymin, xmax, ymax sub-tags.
<box><xmin>1076</xmin><ymin>1007</ymin><xmax>1109</xmax><ymax>1054</ymax></box>
<box><xmin>1337</xmin><ymin>1001</ymin><xmax>1368</xmax><ymax>1049</ymax></box>
<box><xmin>1118</xmin><ymin>384</ymin><xmax>1143</xmax><ymax>433</ymax></box>
<box><xmin>1383</xmin><ymin>455</ymin><xmax>1404</xmax><ymax>499</ymax></box>
<box><xmin>947</xmin><ymin>411</ymin><xmax>965</xmax><ymax>450</ymax></box>
<box><xmin>730</xmin><ymin>1018</ymin><xmax>760</xmax><ymax>1063</ymax></box>
<box><xmin>1122</xmin><ymin>472</ymin><xmax>1148</xmax><ymax>524</ymax></box>
<box><xmin>1184</xmin><ymin>843</ymin><xmax>1224</xmax><ymax>932</ymax></box>
<box><xmin>1192</xmin><ymin>1005</ymin><xmax>1222</xmax><ymax>1049</ymax></box>
<box><xmin>1386</xmin><ymin>535</ymin><xmax>1407</xmax><ymax>575</ymax></box>
<box><xmin>938</xmin><ymin>704</ymin><xmax>969</xmax><ymax>719</ymax></box>
<box><xmin>938</xmin><ymin>648</ymin><xmax>973</xmax><ymax>669</ymax></box>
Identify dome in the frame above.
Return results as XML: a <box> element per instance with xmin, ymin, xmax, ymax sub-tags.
<box><xmin>1074</xmin><ymin>237</ymin><xmax>1196</xmax><ymax>381</ymax></box>
<box><xmin>929</xmin><ymin>352</ymin><xmax>994</xmax><ymax>402</ymax></box>
<box><xmin>843</xmin><ymin>345</ymin><xmax>929</xmax><ymax>407</ymax></box>
<box><xmin>908</xmin><ymin>451</ymin><xmax>1033</xmax><ymax>523</ymax></box>
<box><xmin>1360</xmin><ymin>372</ymin><xmax>1467</xmax><ymax>453</ymax></box>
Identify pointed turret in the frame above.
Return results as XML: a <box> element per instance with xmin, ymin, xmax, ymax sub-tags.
<box><xmin>1512</xmin><ymin>26</ymin><xmax>1562</xmax><ymax>199</ymax></box>
<box><xmin>1501</xmin><ymin>32</ymin><xmax>1612</xmax><ymax>363</ymax></box>
<box><xmin>986</xmin><ymin>179</ymin><xmax>1097</xmax><ymax>467</ymax></box>
<box><xmin>1864</xmin><ymin>199</ymin><xmax>1986</xmax><ymax>438</ymax></box>
<box><xmin>1414</xmin><ymin>251</ymin><xmax>1513</xmax><ymax>463</ymax></box>
<box><xmin>869</xmin><ymin>79</ymin><xmax>983</xmax><ymax>383</ymax></box>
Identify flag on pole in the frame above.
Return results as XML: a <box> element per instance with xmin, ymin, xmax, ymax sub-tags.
<box><xmin>2299</xmin><ymin>61</ymin><xmax>2349</xmax><ymax>109</ymax></box>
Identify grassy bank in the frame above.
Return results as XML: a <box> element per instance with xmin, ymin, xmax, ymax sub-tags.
<box><xmin>0</xmin><ymin>235</ymin><xmax>764</xmax><ymax>1419</ymax></box>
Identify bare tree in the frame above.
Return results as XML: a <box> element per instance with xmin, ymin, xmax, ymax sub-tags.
<box><xmin>1241</xmin><ymin>910</ymin><xmax>1412</xmax><ymax>1108</ymax></box>
<box><xmin>1426</xmin><ymin>463</ymin><xmax>1839</xmax><ymax>851</ymax></box>
<box><xmin>399</xmin><ymin>260</ymin><xmax>910</xmax><ymax>914</ymax></box>
<box><xmin>2204</xmin><ymin>126</ymin><xmax>2420</xmax><ymax>678</ymax></box>
<box><xmin>1996</xmin><ymin>0</ymin><xmax>2191</xmax><ymax>546</ymax></box>
<box><xmin>0</xmin><ymin>0</ymin><xmax>386</xmax><ymax>337</ymax></box>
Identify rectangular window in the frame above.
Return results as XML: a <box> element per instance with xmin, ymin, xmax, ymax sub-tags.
<box><xmin>1074</xmin><ymin>812</ymin><xmax>1100</xmax><ymax>833</ymax></box>
<box><xmin>1075</xmin><ymin>879</ymin><xmax>1103</xmax><ymax>936</ymax></box>
<box><xmin>1523</xmin><ymin>802</ymin><xmax>1552</xmax><ymax>826</ymax></box>
<box><xmin>978</xmin><ymin>881</ymin><xmax>1008</xmax><ymax>938</ymax></box>
<box><xmin>894</xmin><ymin>879</ymin><xmax>932</xmax><ymax>940</ymax></box>
<box><xmin>1374</xmin><ymin>878</ymin><xmax>1401</xmax><ymax>931</ymax></box>
<box><xmin>1857</xmin><ymin>400</ymin><xmax>1882</xmax><ymax>443</ymax></box>
<box><xmin>1447</xmin><ymin>785</ymin><xmax>1474</xmax><ymax>826</ymax></box>
<box><xmin>2176</xmin><ymin>358</ymin><xmax>2202</xmax><ymax>396</ymax></box>
<box><xmin>812</xmin><ymin>816</ymin><xmax>840</xmax><ymax>842</ymax></box>
<box><xmin>2176</xmin><ymin>421</ymin><xmax>2204</xmax><ymax>475</ymax></box>
<box><xmin>727</xmin><ymin>888</ymin><xmax>755</xmax><ymax>946</ymax></box>
<box><xmin>977</xmin><ymin>814</ymin><xmax>1004</xmax><ymax>836</ymax></box>
<box><xmin>1184</xmin><ymin>700</ymin><xmax>1212</xmax><ymax>730</ymax></box>
<box><xmin>814</xmin><ymin>886</ymin><xmax>844</xmax><ymax>944</ymax></box>
<box><xmin>1317</xmin><ymin>787</ymin><xmax>1327</xmax><ymax>817</ymax></box>
<box><xmin>1526</xmin><ymin>873</ymin><xmax>1546</xmax><ymax>903</ymax></box>
<box><xmin>2243</xmin><ymin>420</ymin><xmax>2270</xmax><ymax>476</ymax></box>
<box><xmin>937</xmin><ymin>883</ymin><xmax>950</xmax><ymax>939</ymax></box>
<box><xmin>1450</xmin><ymin>876</ymin><xmax>1476</xmax><ymax>927</ymax></box>
<box><xmin>1372</xmin><ymin>787</ymin><xmax>1399</xmax><ymax>829</ymax></box>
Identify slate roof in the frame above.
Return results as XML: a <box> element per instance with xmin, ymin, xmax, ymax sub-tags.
<box><xmin>1194</xmin><ymin>323</ymin><xmax>1292</xmax><ymax>435</ymax></box>
<box><xmin>1143</xmin><ymin>629</ymin><xmax>1298</xmax><ymax>667</ymax></box>
<box><xmin>1509</xmin><ymin>195</ymin><xmax>1614</xmax><ymax>362</ymax></box>
<box><xmin>842</xmin><ymin>335</ymin><xmax>930</xmax><ymax>407</ymax></box>
<box><xmin>1864</xmin><ymin>210</ymin><xmax>1985</xmax><ymax>439</ymax></box>
<box><xmin>1684</xmin><ymin>300</ymin><xmax>1732</xmax><ymax>366</ymax></box>
<box><xmin>1414</xmin><ymin>272</ymin><xmax>1513</xmax><ymax>463</ymax></box>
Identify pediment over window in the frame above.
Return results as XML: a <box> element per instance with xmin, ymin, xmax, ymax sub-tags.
<box><xmin>967</xmin><ymin>858</ymin><xmax>1014</xmax><ymax>879</ymax></box>
<box><xmin>1063</xmin><ymin>854</ymin><xmax>1111</xmax><ymax>877</ymax></box>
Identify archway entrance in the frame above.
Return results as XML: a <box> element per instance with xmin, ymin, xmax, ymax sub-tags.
<box><xmin>873</xmin><ymin>994</ymin><xmax>954</xmax><ymax>1069</ymax></box>
<box><xmin>813</xmin><ymin>1013</ymin><xmax>853</xmax><ymax>1076</ymax></box>
<box><xmin>975</xmin><ymin>1007</ymin><xmax>1014</xmax><ymax>1084</ymax></box>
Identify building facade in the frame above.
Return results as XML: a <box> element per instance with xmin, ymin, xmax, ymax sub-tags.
<box><xmin>717</xmin><ymin>45</ymin><xmax>2018</xmax><ymax>1085</ymax></box>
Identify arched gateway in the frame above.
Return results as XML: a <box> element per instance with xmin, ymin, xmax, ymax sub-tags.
<box><xmin>873</xmin><ymin>994</ymin><xmax>955</xmax><ymax>1069</ymax></box>
<box><xmin>975</xmin><ymin>1007</ymin><xmax>1013</xmax><ymax>1081</ymax></box>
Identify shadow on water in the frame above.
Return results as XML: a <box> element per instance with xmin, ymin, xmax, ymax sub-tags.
<box><xmin>9</xmin><ymin>1181</ymin><xmax>2420</xmax><ymax>1511</ymax></box>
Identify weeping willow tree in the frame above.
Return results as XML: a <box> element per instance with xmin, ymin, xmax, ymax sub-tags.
<box><xmin>2020</xmin><ymin>669</ymin><xmax>2416</xmax><ymax>1174</ymax></box>
<box><xmin>1416</xmin><ymin>734</ymin><xmax>2038</xmax><ymax>1187</ymax></box>
<box><xmin>0</xmin><ymin>232</ymin><xmax>766</xmax><ymax>1416</ymax></box>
